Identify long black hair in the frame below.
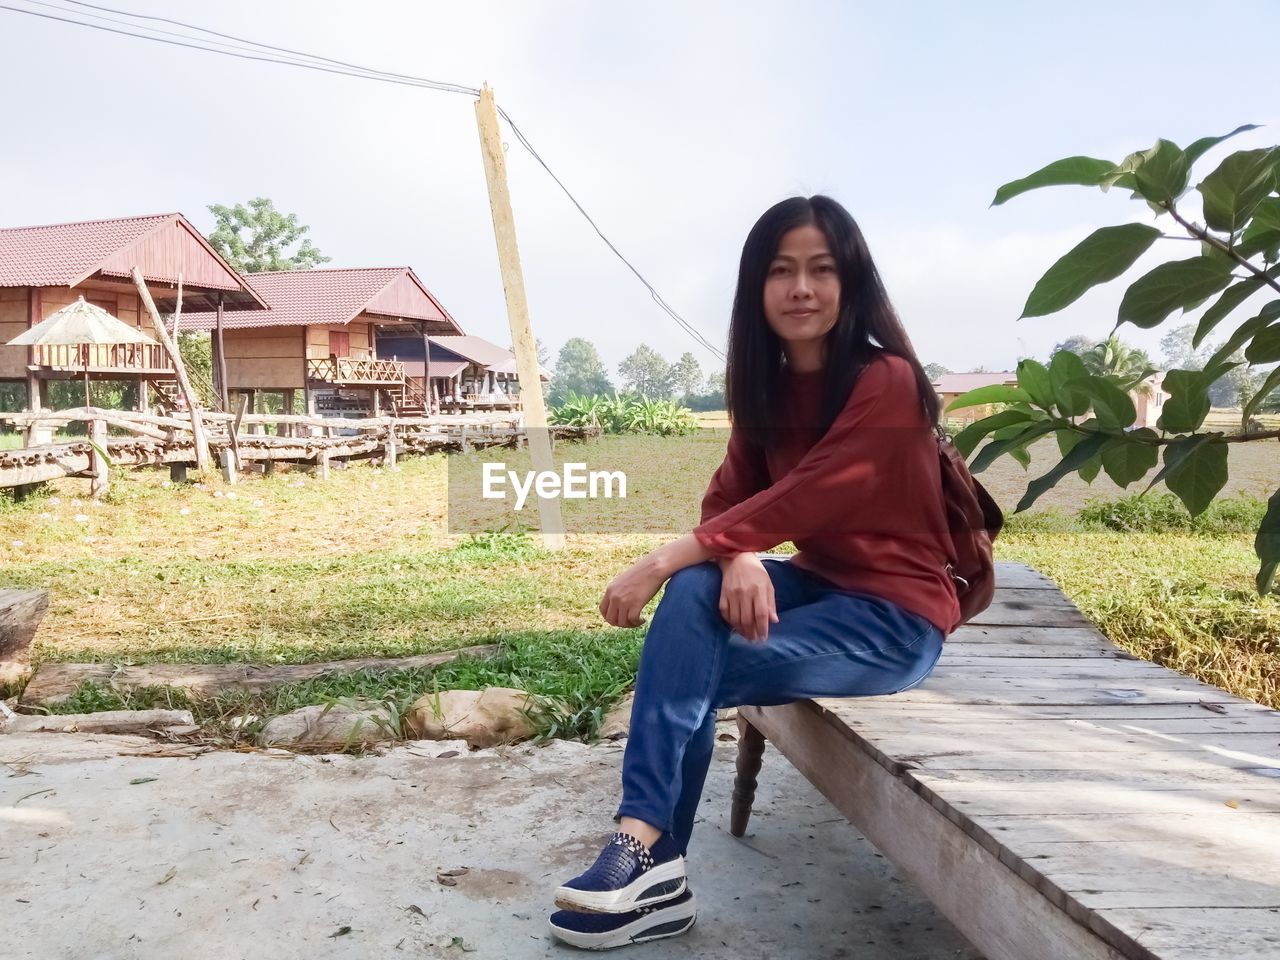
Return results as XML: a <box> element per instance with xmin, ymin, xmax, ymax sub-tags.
<box><xmin>725</xmin><ymin>195</ymin><xmax>940</xmax><ymax>452</ymax></box>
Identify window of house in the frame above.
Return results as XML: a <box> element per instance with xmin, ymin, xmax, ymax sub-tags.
<box><xmin>329</xmin><ymin>330</ymin><xmax>350</xmax><ymax>357</ymax></box>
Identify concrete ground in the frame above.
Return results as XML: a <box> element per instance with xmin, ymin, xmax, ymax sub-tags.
<box><xmin>0</xmin><ymin>731</ymin><xmax>983</xmax><ymax>960</ymax></box>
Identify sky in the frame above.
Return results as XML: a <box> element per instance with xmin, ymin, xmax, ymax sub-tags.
<box><xmin>2</xmin><ymin>0</ymin><xmax>1278</xmax><ymax>383</ymax></box>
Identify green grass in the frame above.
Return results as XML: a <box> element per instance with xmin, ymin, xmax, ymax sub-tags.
<box><xmin>1</xmin><ymin>435</ymin><xmax>1276</xmax><ymax>744</ymax></box>
<box><xmin>45</xmin><ymin>627</ymin><xmax>644</xmax><ymax>744</ymax></box>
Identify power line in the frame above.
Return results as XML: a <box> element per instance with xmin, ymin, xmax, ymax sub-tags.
<box><xmin>0</xmin><ymin>0</ymin><xmax>726</xmax><ymax>362</ymax></box>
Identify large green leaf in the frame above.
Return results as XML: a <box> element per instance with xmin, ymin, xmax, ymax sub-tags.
<box><xmin>952</xmin><ymin>409</ymin><xmax>1034</xmax><ymax>458</ymax></box>
<box><xmin>1158</xmin><ymin>369</ymin><xmax>1212</xmax><ymax>433</ymax></box>
<box><xmin>1236</xmin><ymin>228</ymin><xmax>1280</xmax><ymax>261</ymax></box>
<box><xmin>1256</xmin><ymin>487</ymin><xmax>1280</xmax><ymax>594</ymax></box>
<box><xmin>1117</xmin><ymin>256</ymin><xmax>1234</xmax><ymax>329</ymax></box>
<box><xmin>1163</xmin><ymin>440</ymin><xmax>1229</xmax><ymax>516</ymax></box>
<box><xmin>1193</xmin><ymin>269</ymin><xmax>1279</xmax><ymax>347</ymax></box>
<box><xmin>991</xmin><ymin>156</ymin><xmax>1116</xmax><ymax>207</ymax></box>
<box><xmin>945</xmin><ymin>384</ymin><xmax>1031</xmax><ymax>412</ymax></box>
<box><xmin>1203</xmin><ymin>301</ymin><xmax>1280</xmax><ymax>370</ymax></box>
<box><xmin>1197</xmin><ymin>147</ymin><xmax>1280</xmax><ymax>235</ymax></box>
<box><xmin>1015</xmin><ymin>358</ymin><xmax>1056</xmax><ymax>412</ymax></box>
<box><xmin>969</xmin><ymin>420</ymin><xmax>1057</xmax><ymax>474</ymax></box>
<box><xmin>1131</xmin><ymin>139</ymin><xmax>1191</xmax><ymax>204</ymax></box>
<box><xmin>1065</xmin><ymin>375</ymin><xmax>1137</xmax><ymax>429</ymax></box>
<box><xmin>1056</xmin><ymin>425</ymin><xmax>1104</xmax><ymax>483</ymax></box>
<box><xmin>1184</xmin><ymin>124</ymin><xmax>1262</xmax><ymax>167</ymax></box>
<box><xmin>1142</xmin><ymin>432</ymin><xmax>1220</xmax><ymax>497</ymax></box>
<box><xmin>1020</xmin><ymin>224</ymin><xmax>1162</xmax><ymax>318</ymax></box>
<box><xmin>1237</xmin><ymin>197</ymin><xmax>1280</xmax><ymax>259</ymax></box>
<box><xmin>1243</xmin><ymin>365</ymin><xmax>1280</xmax><ymax>423</ymax></box>
<box><xmin>1047</xmin><ymin>350</ymin><xmax>1091</xmax><ymax>417</ymax></box>
<box><xmin>1244</xmin><ymin>322</ymin><xmax>1280</xmax><ymax>363</ymax></box>
<box><xmin>1014</xmin><ymin>434</ymin><xmax>1110</xmax><ymax>513</ymax></box>
<box><xmin>993</xmin><ymin>423</ymin><xmax>1034</xmax><ymax>469</ymax></box>
<box><xmin>1101</xmin><ymin>428</ymin><xmax>1160</xmax><ymax>487</ymax></box>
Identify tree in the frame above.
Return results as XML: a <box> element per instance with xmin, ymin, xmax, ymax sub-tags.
<box><xmin>923</xmin><ymin>362</ymin><xmax>952</xmax><ymax>382</ymax></box>
<box><xmin>618</xmin><ymin>345</ymin><xmax>675</xmax><ymax>400</ymax></box>
<box><xmin>1161</xmin><ymin>323</ymin><xmax>1253</xmax><ymax>407</ymax></box>
<box><xmin>207</xmin><ymin>197</ymin><xmax>330</xmax><ymax>273</ymax></box>
<box><xmin>1050</xmin><ymin>334</ymin><xmax>1096</xmax><ymax>358</ymax></box>
<box><xmin>506</xmin><ymin>337</ymin><xmax>551</xmax><ymax>368</ymax></box>
<box><xmin>1159</xmin><ymin>323</ymin><xmax>1214</xmax><ymax>371</ymax></box>
<box><xmin>683</xmin><ymin>370</ymin><xmax>726</xmax><ymax>412</ymax></box>
<box><xmin>548</xmin><ymin>337</ymin><xmax>612</xmax><ymax>405</ymax></box>
<box><xmin>670</xmin><ymin>352</ymin><xmax>704</xmax><ymax>399</ymax></box>
<box><xmin>978</xmin><ymin>126</ymin><xmax>1280</xmax><ymax>593</ymax></box>
<box><xmin>1080</xmin><ymin>335</ymin><xmax>1155</xmax><ymax>394</ymax></box>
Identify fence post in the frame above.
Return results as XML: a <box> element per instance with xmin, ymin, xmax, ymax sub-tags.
<box><xmin>88</xmin><ymin>419</ymin><xmax>108</xmax><ymax>499</ymax></box>
<box><xmin>219</xmin><ymin>447</ymin><xmax>238</xmax><ymax>485</ymax></box>
<box><xmin>385</xmin><ymin>429</ymin><xmax>398</xmax><ymax>469</ymax></box>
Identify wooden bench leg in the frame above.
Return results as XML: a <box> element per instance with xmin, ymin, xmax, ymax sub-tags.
<box><xmin>730</xmin><ymin>715</ymin><xmax>766</xmax><ymax>837</ymax></box>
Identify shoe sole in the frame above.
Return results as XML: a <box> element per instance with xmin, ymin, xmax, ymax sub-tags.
<box><xmin>553</xmin><ymin>857</ymin><xmax>687</xmax><ymax>914</ymax></box>
<box><xmin>548</xmin><ymin>893</ymin><xmax>698</xmax><ymax>950</ymax></box>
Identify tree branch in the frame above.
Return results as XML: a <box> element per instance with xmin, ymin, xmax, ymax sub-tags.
<box><xmin>1164</xmin><ymin>203</ymin><xmax>1280</xmax><ymax>297</ymax></box>
<box><xmin>1062</xmin><ymin>421</ymin><xmax>1280</xmax><ymax>445</ymax></box>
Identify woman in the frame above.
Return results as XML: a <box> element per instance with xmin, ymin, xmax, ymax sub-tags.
<box><xmin>548</xmin><ymin>195</ymin><xmax>960</xmax><ymax>950</ymax></box>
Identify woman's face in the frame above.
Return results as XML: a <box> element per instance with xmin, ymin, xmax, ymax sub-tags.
<box><xmin>762</xmin><ymin>224</ymin><xmax>841</xmax><ymax>355</ymax></box>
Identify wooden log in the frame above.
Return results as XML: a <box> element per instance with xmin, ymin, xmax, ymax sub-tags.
<box><xmin>1</xmin><ymin>709</ymin><xmax>195</xmax><ymax>735</ymax></box>
<box><xmin>314</xmin><ymin>449</ymin><xmax>330</xmax><ymax>480</ymax></box>
<box><xmin>19</xmin><ymin>644</ymin><xmax>505</xmax><ymax>705</ymax></box>
<box><xmin>3</xmin><ymin>407</ymin><xmax>189</xmax><ymax>434</ymax></box>
<box><xmin>384</xmin><ymin>431</ymin><xmax>397</xmax><ymax>468</ymax></box>
<box><xmin>132</xmin><ymin>267</ymin><xmax>210</xmax><ymax>470</ymax></box>
<box><xmin>0</xmin><ymin>589</ymin><xmax>49</xmax><ymax>661</ymax></box>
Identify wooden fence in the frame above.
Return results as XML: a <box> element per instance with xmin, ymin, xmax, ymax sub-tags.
<box><xmin>0</xmin><ymin>408</ymin><xmax>597</xmax><ymax>496</ymax></box>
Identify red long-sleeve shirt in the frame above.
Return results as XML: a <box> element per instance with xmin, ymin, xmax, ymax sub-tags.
<box><xmin>693</xmin><ymin>352</ymin><xmax>961</xmax><ymax>635</ymax></box>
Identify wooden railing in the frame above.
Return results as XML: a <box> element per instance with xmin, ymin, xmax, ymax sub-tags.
<box><xmin>32</xmin><ymin>342</ymin><xmax>169</xmax><ymax>371</ymax></box>
<box><xmin>306</xmin><ymin>357</ymin><xmax>406</xmax><ymax>384</ymax></box>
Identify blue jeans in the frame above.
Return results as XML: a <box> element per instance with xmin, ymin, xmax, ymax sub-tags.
<box><xmin>616</xmin><ymin>558</ymin><xmax>944</xmax><ymax>855</ymax></box>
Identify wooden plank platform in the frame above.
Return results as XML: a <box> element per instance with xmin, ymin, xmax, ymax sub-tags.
<box><xmin>740</xmin><ymin>561</ymin><xmax>1280</xmax><ymax>960</ymax></box>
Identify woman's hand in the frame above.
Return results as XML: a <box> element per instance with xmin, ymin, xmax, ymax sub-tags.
<box><xmin>600</xmin><ymin>555</ymin><xmax>668</xmax><ymax>628</ymax></box>
<box><xmin>718</xmin><ymin>553</ymin><xmax>778</xmax><ymax>644</ymax></box>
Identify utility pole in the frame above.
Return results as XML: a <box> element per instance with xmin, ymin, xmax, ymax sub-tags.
<box><xmin>474</xmin><ymin>84</ymin><xmax>564</xmax><ymax>550</ymax></box>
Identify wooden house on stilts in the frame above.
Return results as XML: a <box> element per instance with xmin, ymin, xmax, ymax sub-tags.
<box><xmin>181</xmin><ymin>267</ymin><xmax>464</xmax><ymax>418</ymax></box>
<box><xmin>0</xmin><ymin>213</ymin><xmax>266</xmax><ymax>412</ymax></box>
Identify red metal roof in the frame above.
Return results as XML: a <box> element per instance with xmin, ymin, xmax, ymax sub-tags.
<box><xmin>0</xmin><ymin>213</ymin><xmax>266</xmax><ymax>310</ymax></box>
<box><xmin>181</xmin><ymin>266</ymin><xmax>462</xmax><ymax>334</ymax></box>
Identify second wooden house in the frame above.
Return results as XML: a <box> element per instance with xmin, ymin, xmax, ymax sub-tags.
<box><xmin>182</xmin><ymin>267</ymin><xmax>463</xmax><ymax>417</ymax></box>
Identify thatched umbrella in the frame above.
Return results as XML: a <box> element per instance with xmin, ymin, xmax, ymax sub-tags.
<box><xmin>7</xmin><ymin>296</ymin><xmax>159</xmax><ymax>408</ymax></box>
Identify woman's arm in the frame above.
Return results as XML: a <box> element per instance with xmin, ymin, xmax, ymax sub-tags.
<box><xmin>700</xmin><ymin>424</ymin><xmax>771</xmax><ymax>525</ymax></box>
<box><xmin>599</xmin><ymin>533</ymin><xmax>716</xmax><ymax>629</ymax></box>
<box><xmin>692</xmin><ymin>356</ymin><xmax>930</xmax><ymax>555</ymax></box>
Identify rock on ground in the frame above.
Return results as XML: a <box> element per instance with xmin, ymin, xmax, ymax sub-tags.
<box><xmin>406</xmin><ymin>687</ymin><xmax>536</xmax><ymax>748</ymax></box>
<box><xmin>257</xmin><ymin>702</ymin><xmax>395</xmax><ymax>747</ymax></box>
<box><xmin>599</xmin><ymin>691</ymin><xmax>634</xmax><ymax>740</ymax></box>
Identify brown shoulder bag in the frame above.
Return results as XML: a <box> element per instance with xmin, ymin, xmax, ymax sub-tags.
<box><xmin>935</xmin><ymin>428</ymin><xmax>1004</xmax><ymax>625</ymax></box>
